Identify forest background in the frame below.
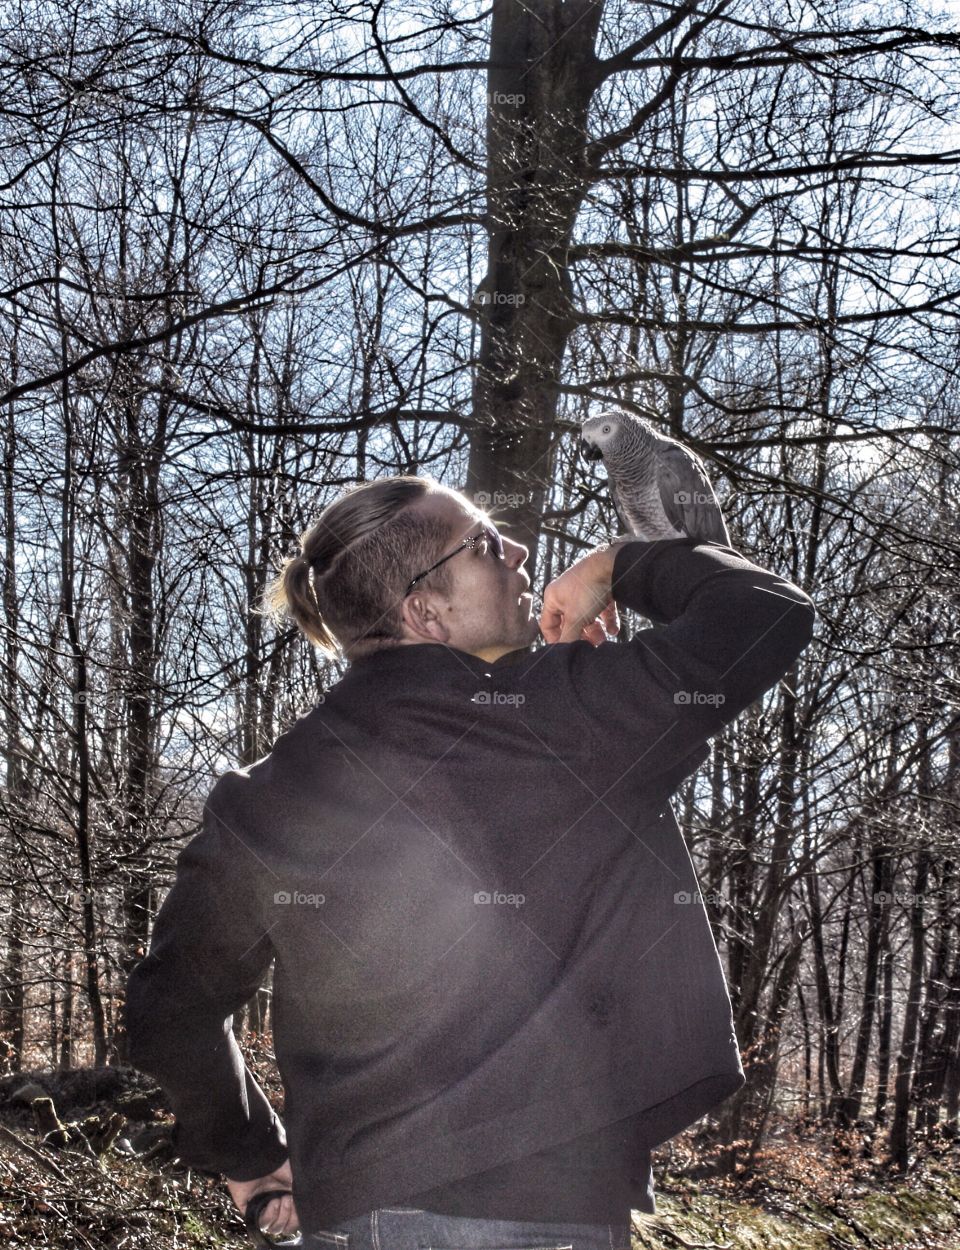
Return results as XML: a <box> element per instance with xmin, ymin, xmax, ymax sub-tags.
<box><xmin>2</xmin><ymin>1</ymin><xmax>960</xmax><ymax>1242</ymax></box>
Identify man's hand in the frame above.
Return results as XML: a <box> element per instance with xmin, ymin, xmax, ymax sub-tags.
<box><xmin>226</xmin><ymin>1158</ymin><xmax>299</xmax><ymax>1239</ymax></box>
<box><xmin>539</xmin><ymin>545</ymin><xmax>621</xmax><ymax>645</ymax></box>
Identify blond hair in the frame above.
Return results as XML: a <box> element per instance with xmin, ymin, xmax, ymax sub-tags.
<box><xmin>259</xmin><ymin>476</ymin><xmax>458</xmax><ymax>661</ymax></box>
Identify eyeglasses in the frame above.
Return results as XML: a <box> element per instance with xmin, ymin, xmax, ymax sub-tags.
<box><xmin>405</xmin><ymin>522</ymin><xmax>505</xmax><ymax>597</ymax></box>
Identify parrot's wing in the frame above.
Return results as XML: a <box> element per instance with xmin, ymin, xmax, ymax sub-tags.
<box><xmin>657</xmin><ymin>443</ymin><xmax>730</xmax><ymax>544</ymax></box>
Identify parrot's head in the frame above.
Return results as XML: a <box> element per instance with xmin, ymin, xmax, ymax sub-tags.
<box><xmin>580</xmin><ymin>409</ymin><xmax>654</xmax><ymax>465</ymax></box>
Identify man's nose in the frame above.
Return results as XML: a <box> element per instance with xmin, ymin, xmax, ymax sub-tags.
<box><xmin>502</xmin><ymin>537</ymin><xmax>529</xmax><ymax>568</ymax></box>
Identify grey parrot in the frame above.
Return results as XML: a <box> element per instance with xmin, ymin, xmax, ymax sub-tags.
<box><xmin>580</xmin><ymin>409</ymin><xmax>730</xmax><ymax>544</ymax></box>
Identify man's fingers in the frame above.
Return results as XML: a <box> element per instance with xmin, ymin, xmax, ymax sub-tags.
<box><xmin>548</xmin><ymin>608</ymin><xmax>614</xmax><ymax>645</ymax></box>
<box><xmin>540</xmin><ymin>589</ymin><xmax>617</xmax><ymax>646</ymax></box>
<box><xmin>600</xmin><ymin>601</ymin><xmax>620</xmax><ymax>634</ymax></box>
<box><xmin>581</xmin><ymin>620</ymin><xmax>606</xmax><ymax>646</ymax></box>
<box><xmin>261</xmin><ymin>1194</ymin><xmax>297</xmax><ymax>1235</ymax></box>
<box><xmin>260</xmin><ymin>1196</ymin><xmax>281</xmax><ymax>1232</ymax></box>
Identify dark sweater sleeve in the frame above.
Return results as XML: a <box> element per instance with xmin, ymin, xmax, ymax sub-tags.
<box><xmin>123</xmin><ymin>773</ymin><xmax>289</xmax><ymax>1181</ymax></box>
<box><xmin>567</xmin><ymin>537</ymin><xmax>816</xmax><ymax>781</ymax></box>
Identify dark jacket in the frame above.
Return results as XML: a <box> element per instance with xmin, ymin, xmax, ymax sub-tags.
<box><xmin>124</xmin><ymin>536</ymin><xmax>816</xmax><ymax>1237</ymax></box>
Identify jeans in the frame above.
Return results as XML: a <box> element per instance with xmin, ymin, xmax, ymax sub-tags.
<box><xmin>302</xmin><ymin>1205</ymin><xmax>632</xmax><ymax>1250</ymax></box>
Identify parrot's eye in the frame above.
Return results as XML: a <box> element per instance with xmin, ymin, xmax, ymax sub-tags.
<box><xmin>602</xmin><ymin>424</ymin><xmax>611</xmax><ymax>433</ymax></box>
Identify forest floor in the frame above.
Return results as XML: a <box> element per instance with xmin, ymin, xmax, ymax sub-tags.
<box><xmin>0</xmin><ymin>1048</ymin><xmax>956</xmax><ymax>1249</ymax></box>
<box><xmin>633</xmin><ymin>1129</ymin><xmax>960</xmax><ymax>1250</ymax></box>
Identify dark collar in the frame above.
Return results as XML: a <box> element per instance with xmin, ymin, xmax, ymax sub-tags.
<box><xmin>347</xmin><ymin>640</ymin><xmax>542</xmax><ymax>676</ymax></box>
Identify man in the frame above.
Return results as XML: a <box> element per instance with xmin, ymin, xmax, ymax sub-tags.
<box><xmin>124</xmin><ymin>474</ymin><xmax>816</xmax><ymax>1248</ymax></box>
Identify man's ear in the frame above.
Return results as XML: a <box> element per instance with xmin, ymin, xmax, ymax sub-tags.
<box><xmin>400</xmin><ymin>592</ymin><xmax>452</xmax><ymax>644</ymax></box>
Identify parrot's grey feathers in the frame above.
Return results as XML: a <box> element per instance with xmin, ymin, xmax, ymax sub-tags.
<box><xmin>656</xmin><ymin>444</ymin><xmax>731</xmax><ymax>545</ymax></box>
<box><xmin>608</xmin><ymin>480</ymin><xmax>633</xmax><ymax>536</ymax></box>
<box><xmin>579</xmin><ymin>407</ymin><xmax>730</xmax><ymax>545</ymax></box>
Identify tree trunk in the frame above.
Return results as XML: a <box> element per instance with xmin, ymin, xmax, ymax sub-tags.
<box><xmin>466</xmin><ymin>0</ymin><xmax>605</xmax><ymax>572</ymax></box>
<box><xmin>841</xmin><ymin>839</ymin><xmax>890</xmax><ymax>1127</ymax></box>
<box><xmin>0</xmin><ymin>358</ymin><xmax>26</xmax><ymax>1069</ymax></box>
<box><xmin>888</xmin><ymin>843</ymin><xmax>931</xmax><ymax>1170</ymax></box>
<box><xmin>50</xmin><ymin>161</ymin><xmax>107</xmax><ymax>1067</ymax></box>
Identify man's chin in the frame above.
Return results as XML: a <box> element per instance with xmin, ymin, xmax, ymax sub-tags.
<box><xmin>521</xmin><ymin>613</ymin><xmax>543</xmax><ymax>647</ymax></box>
<box><xmin>480</xmin><ymin>606</ymin><xmax>543</xmax><ymax>658</ymax></box>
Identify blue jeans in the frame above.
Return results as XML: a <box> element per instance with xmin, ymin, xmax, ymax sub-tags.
<box><xmin>303</xmin><ymin>1205</ymin><xmax>632</xmax><ymax>1250</ymax></box>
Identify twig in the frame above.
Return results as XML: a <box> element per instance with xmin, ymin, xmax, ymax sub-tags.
<box><xmin>33</xmin><ymin>1197</ymin><xmax>100</xmax><ymax>1250</ymax></box>
<box><xmin>0</xmin><ymin>1121</ymin><xmax>70</xmax><ymax>1183</ymax></box>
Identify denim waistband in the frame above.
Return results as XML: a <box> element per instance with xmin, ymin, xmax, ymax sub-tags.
<box><xmin>302</xmin><ymin>1205</ymin><xmax>633</xmax><ymax>1250</ymax></box>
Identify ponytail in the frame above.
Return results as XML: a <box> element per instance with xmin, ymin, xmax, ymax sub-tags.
<box><xmin>258</xmin><ymin>475</ymin><xmax>455</xmax><ymax>661</ymax></box>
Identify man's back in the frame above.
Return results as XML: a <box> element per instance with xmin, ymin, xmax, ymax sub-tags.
<box><xmin>124</xmin><ymin>536</ymin><xmax>816</xmax><ymax>1239</ymax></box>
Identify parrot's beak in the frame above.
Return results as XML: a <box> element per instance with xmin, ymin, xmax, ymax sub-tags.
<box><xmin>580</xmin><ymin>438</ymin><xmax>603</xmax><ymax>462</ymax></box>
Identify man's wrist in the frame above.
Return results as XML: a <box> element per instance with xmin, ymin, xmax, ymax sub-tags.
<box><xmin>579</xmin><ymin>542</ymin><xmax>621</xmax><ymax>591</ymax></box>
<box><xmin>565</xmin><ymin>536</ymin><xmax>635</xmax><ymax>595</ymax></box>
<box><xmin>597</xmin><ymin>534</ymin><xmax>635</xmax><ymax>557</ymax></box>
<box><xmin>596</xmin><ymin>534</ymin><xmax>634</xmax><ymax>562</ymax></box>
